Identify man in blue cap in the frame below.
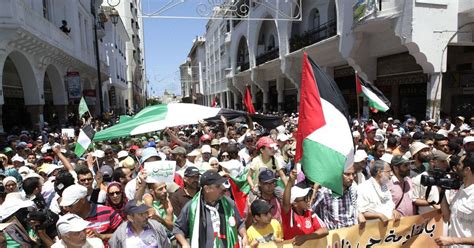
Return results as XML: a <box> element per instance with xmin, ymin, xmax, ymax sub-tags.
<box><xmin>124</xmin><ymin>147</ymin><xmax>161</xmax><ymax>200</ymax></box>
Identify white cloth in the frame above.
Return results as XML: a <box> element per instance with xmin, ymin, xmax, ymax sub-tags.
<box><xmin>448</xmin><ymin>184</ymin><xmax>474</xmax><ymax>248</ymax></box>
<box><xmin>51</xmin><ymin>238</ymin><xmax>104</xmax><ymax>248</ymax></box>
<box><xmin>357</xmin><ymin>177</ymin><xmax>395</xmax><ymax>219</ymax></box>
<box><xmin>219</xmin><ymin>160</ymin><xmax>243</xmax><ymax>178</ymax></box>
<box><xmin>411</xmin><ymin>171</ymin><xmax>439</xmax><ymax>214</ymax></box>
<box><xmin>40</xmin><ymin>142</ymin><xmax>60</xmax><ymax>154</ymax></box>
<box><xmin>125</xmin><ymin>178</ymin><xmax>138</xmax><ymax>201</ymax></box>
<box><xmin>238</xmin><ymin>147</ymin><xmax>251</xmax><ymax>165</ymax></box>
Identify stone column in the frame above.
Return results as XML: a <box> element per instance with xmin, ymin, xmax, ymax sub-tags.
<box><xmin>276</xmin><ymin>77</ymin><xmax>285</xmax><ymax>112</ymax></box>
<box><xmin>262</xmin><ymin>88</ymin><xmax>269</xmax><ymax>113</ymax></box>
<box><xmin>426</xmin><ymin>73</ymin><xmax>442</xmax><ymax>120</ymax></box>
<box><xmin>26</xmin><ymin>105</ymin><xmax>44</xmax><ymax>131</ymax></box>
<box><xmin>226</xmin><ymin>91</ymin><xmax>232</xmax><ymax>108</ymax></box>
<box><xmin>0</xmin><ymin>106</ymin><xmax>3</xmax><ymax>133</ymax></box>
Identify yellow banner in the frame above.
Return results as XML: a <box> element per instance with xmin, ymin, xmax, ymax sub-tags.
<box><xmin>259</xmin><ymin>210</ymin><xmax>443</xmax><ymax>247</ymax></box>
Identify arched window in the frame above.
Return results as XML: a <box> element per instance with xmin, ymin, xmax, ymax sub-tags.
<box><xmin>309</xmin><ymin>8</ymin><xmax>320</xmax><ymax>30</ymax></box>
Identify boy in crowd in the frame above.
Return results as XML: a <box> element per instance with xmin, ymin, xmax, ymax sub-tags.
<box><xmin>247</xmin><ymin>199</ymin><xmax>283</xmax><ymax>247</ymax></box>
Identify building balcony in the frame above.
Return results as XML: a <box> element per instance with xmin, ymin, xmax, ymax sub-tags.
<box><xmin>290</xmin><ymin>19</ymin><xmax>337</xmax><ymax>52</ymax></box>
<box><xmin>256</xmin><ymin>48</ymin><xmax>279</xmax><ymax>66</ymax></box>
<box><xmin>0</xmin><ymin>0</ymin><xmax>74</xmax><ymax>55</ymax></box>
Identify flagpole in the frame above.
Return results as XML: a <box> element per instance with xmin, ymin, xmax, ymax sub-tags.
<box><xmin>355</xmin><ymin>73</ymin><xmax>361</xmax><ymax>121</ymax></box>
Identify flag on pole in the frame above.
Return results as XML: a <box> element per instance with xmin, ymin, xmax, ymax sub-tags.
<box><xmin>295</xmin><ymin>52</ymin><xmax>354</xmax><ymax>196</ymax></box>
<box><xmin>78</xmin><ymin>97</ymin><xmax>90</xmax><ymax>118</ymax></box>
<box><xmin>356</xmin><ymin>73</ymin><xmax>390</xmax><ymax>112</ymax></box>
<box><xmin>74</xmin><ymin>124</ymin><xmax>95</xmax><ymax>157</ymax></box>
<box><xmin>243</xmin><ymin>85</ymin><xmax>256</xmax><ymax>114</ymax></box>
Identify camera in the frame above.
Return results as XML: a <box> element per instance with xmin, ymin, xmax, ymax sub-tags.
<box><xmin>420</xmin><ymin>168</ymin><xmax>461</xmax><ymax>190</ymax></box>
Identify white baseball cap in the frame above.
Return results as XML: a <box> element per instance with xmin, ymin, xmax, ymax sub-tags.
<box><xmin>11</xmin><ymin>154</ymin><xmax>24</xmax><ymax>163</ymax></box>
<box><xmin>201</xmin><ymin>145</ymin><xmax>211</xmax><ymax>154</ymax></box>
<box><xmin>380</xmin><ymin>153</ymin><xmax>394</xmax><ymax>164</ymax></box>
<box><xmin>277</xmin><ymin>133</ymin><xmax>289</xmax><ymax>142</ymax></box>
<box><xmin>464</xmin><ymin>136</ymin><xmax>474</xmax><ymax>145</ymax></box>
<box><xmin>117</xmin><ymin>150</ymin><xmax>129</xmax><ymax>159</ymax></box>
<box><xmin>219</xmin><ymin>137</ymin><xmax>229</xmax><ymax>145</ymax></box>
<box><xmin>354</xmin><ymin>150</ymin><xmax>368</xmax><ymax>163</ymax></box>
<box><xmin>59</xmin><ymin>184</ymin><xmax>88</xmax><ymax>207</ymax></box>
<box><xmin>290</xmin><ymin>186</ymin><xmax>311</xmax><ymax>204</ymax></box>
<box><xmin>56</xmin><ymin>213</ymin><xmax>91</xmax><ymax>235</ymax></box>
<box><xmin>187</xmin><ymin>149</ymin><xmax>200</xmax><ymax>157</ymax></box>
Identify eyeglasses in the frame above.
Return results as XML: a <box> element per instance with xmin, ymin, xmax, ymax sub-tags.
<box><xmin>79</xmin><ymin>177</ymin><xmax>93</xmax><ymax>183</ymax></box>
<box><xmin>221</xmin><ymin>155</ymin><xmax>229</xmax><ymax>158</ymax></box>
<box><xmin>210</xmin><ymin>163</ymin><xmax>219</xmax><ymax>166</ymax></box>
<box><xmin>108</xmin><ymin>191</ymin><xmax>122</xmax><ymax>196</ymax></box>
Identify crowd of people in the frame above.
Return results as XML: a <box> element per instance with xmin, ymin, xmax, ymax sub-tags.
<box><xmin>0</xmin><ymin>113</ymin><xmax>473</xmax><ymax>247</ymax></box>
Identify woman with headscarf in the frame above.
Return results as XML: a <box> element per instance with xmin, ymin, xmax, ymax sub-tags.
<box><xmin>105</xmin><ymin>182</ymin><xmax>127</xmax><ymax>219</ymax></box>
<box><xmin>2</xmin><ymin>176</ymin><xmax>18</xmax><ymax>194</ymax></box>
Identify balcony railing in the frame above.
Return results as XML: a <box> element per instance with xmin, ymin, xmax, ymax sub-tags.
<box><xmin>256</xmin><ymin>48</ymin><xmax>279</xmax><ymax>66</ymax></box>
<box><xmin>289</xmin><ymin>19</ymin><xmax>337</xmax><ymax>52</ymax></box>
<box><xmin>237</xmin><ymin>61</ymin><xmax>249</xmax><ymax>72</ymax></box>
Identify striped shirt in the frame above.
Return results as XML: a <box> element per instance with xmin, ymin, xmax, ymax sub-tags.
<box><xmin>312</xmin><ymin>185</ymin><xmax>358</xmax><ymax>230</ymax></box>
<box><xmin>86</xmin><ymin>203</ymin><xmax>123</xmax><ymax>235</ymax></box>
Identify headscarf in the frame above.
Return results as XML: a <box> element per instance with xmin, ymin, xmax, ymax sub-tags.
<box><xmin>105</xmin><ymin>182</ymin><xmax>127</xmax><ymax>219</ymax></box>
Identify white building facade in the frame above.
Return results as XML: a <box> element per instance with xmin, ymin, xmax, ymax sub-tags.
<box><xmin>114</xmin><ymin>0</ymin><xmax>147</xmax><ymax>114</ymax></box>
<box><xmin>187</xmin><ymin>0</ymin><xmax>474</xmax><ymax>120</ymax></box>
<box><xmin>102</xmin><ymin>7</ymin><xmax>129</xmax><ymax>115</ymax></box>
<box><xmin>0</xmin><ymin>0</ymin><xmax>110</xmax><ymax>132</ymax></box>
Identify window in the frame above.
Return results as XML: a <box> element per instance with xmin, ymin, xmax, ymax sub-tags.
<box><xmin>42</xmin><ymin>0</ymin><xmax>50</xmax><ymax>20</ymax></box>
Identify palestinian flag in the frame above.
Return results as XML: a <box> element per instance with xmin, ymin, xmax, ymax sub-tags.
<box><xmin>93</xmin><ymin>103</ymin><xmax>283</xmax><ymax>141</ymax></box>
<box><xmin>74</xmin><ymin>124</ymin><xmax>95</xmax><ymax>157</ymax></box>
<box><xmin>356</xmin><ymin>73</ymin><xmax>390</xmax><ymax>112</ymax></box>
<box><xmin>229</xmin><ymin>168</ymin><xmax>250</xmax><ymax>217</ymax></box>
<box><xmin>243</xmin><ymin>85</ymin><xmax>256</xmax><ymax>114</ymax></box>
<box><xmin>295</xmin><ymin>53</ymin><xmax>354</xmax><ymax>196</ymax></box>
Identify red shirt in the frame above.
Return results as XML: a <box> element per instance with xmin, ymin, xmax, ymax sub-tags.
<box><xmin>281</xmin><ymin>208</ymin><xmax>322</xmax><ymax>240</ymax></box>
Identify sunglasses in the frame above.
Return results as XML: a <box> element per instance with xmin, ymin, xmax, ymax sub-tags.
<box><xmin>108</xmin><ymin>191</ymin><xmax>122</xmax><ymax>196</ymax></box>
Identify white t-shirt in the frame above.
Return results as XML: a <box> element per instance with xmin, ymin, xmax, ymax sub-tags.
<box><xmin>51</xmin><ymin>238</ymin><xmax>104</xmax><ymax>248</ymax></box>
<box><xmin>448</xmin><ymin>184</ymin><xmax>474</xmax><ymax>248</ymax></box>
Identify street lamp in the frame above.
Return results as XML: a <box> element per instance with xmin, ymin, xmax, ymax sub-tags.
<box><xmin>109</xmin><ymin>8</ymin><xmax>120</xmax><ymax>25</ymax></box>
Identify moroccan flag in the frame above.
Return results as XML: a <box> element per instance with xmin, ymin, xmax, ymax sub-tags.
<box><xmin>295</xmin><ymin>53</ymin><xmax>354</xmax><ymax>196</ymax></box>
<box><xmin>243</xmin><ymin>85</ymin><xmax>256</xmax><ymax>114</ymax></box>
<box><xmin>78</xmin><ymin>97</ymin><xmax>89</xmax><ymax>118</ymax></box>
<box><xmin>74</xmin><ymin>124</ymin><xmax>95</xmax><ymax>157</ymax></box>
<box><xmin>356</xmin><ymin>73</ymin><xmax>390</xmax><ymax>112</ymax></box>
<box><xmin>229</xmin><ymin>168</ymin><xmax>250</xmax><ymax>217</ymax></box>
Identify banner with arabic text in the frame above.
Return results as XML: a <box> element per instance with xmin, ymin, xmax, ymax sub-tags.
<box><xmin>259</xmin><ymin>210</ymin><xmax>443</xmax><ymax>248</ymax></box>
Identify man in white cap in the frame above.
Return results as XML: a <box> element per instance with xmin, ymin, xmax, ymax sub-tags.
<box><xmin>353</xmin><ymin>150</ymin><xmax>369</xmax><ymax>184</ymax></box>
<box><xmin>60</xmin><ymin>184</ymin><xmax>123</xmax><ymax>244</ymax></box>
<box><xmin>52</xmin><ymin>213</ymin><xmax>104</xmax><ymax>248</ymax></box>
<box><xmin>463</xmin><ymin>136</ymin><xmax>474</xmax><ymax>154</ymax></box>
<box><xmin>219</xmin><ymin>137</ymin><xmax>229</xmax><ymax>152</ymax></box>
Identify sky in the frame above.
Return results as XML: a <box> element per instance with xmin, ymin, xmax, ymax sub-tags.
<box><xmin>142</xmin><ymin>1</ymin><xmax>209</xmax><ymax>97</ymax></box>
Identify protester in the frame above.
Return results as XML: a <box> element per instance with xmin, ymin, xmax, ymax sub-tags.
<box><xmin>105</xmin><ymin>182</ymin><xmax>128</xmax><ymax>219</ymax></box>
<box><xmin>247</xmin><ymin>199</ymin><xmax>284</xmax><ymax>247</ymax></box>
<box><xmin>387</xmin><ymin>155</ymin><xmax>415</xmax><ymax>216</ymax></box>
<box><xmin>108</xmin><ymin>200</ymin><xmax>171</xmax><ymax>248</ymax></box>
<box><xmin>173</xmin><ymin>170</ymin><xmax>248</xmax><ymax>248</ymax></box>
<box><xmin>52</xmin><ymin>213</ymin><xmax>104</xmax><ymax>248</ymax></box>
<box><xmin>357</xmin><ymin>160</ymin><xmax>400</xmax><ymax>225</ymax></box>
<box><xmin>436</xmin><ymin>153</ymin><xmax>474</xmax><ymax>247</ymax></box>
<box><xmin>170</xmin><ymin>166</ymin><xmax>200</xmax><ymax>216</ymax></box>
<box><xmin>313</xmin><ymin>165</ymin><xmax>366</xmax><ymax>230</ymax></box>
<box><xmin>59</xmin><ymin>184</ymin><xmax>123</xmax><ymax>244</ymax></box>
<box><xmin>281</xmin><ymin>169</ymin><xmax>328</xmax><ymax>245</ymax></box>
